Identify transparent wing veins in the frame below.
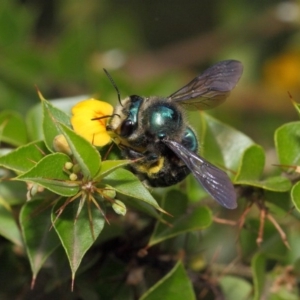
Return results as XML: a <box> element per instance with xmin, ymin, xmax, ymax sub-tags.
<box><xmin>163</xmin><ymin>139</ymin><xmax>237</xmax><ymax>209</ymax></box>
<box><xmin>168</xmin><ymin>60</ymin><xmax>243</xmax><ymax>110</ymax></box>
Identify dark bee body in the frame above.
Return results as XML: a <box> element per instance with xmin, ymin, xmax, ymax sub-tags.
<box><xmin>111</xmin><ymin>95</ymin><xmax>197</xmax><ymax>187</ymax></box>
<box><xmin>107</xmin><ymin>60</ymin><xmax>243</xmax><ymax>209</ymax></box>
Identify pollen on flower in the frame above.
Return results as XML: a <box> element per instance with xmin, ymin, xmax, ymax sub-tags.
<box><xmin>71</xmin><ymin>98</ymin><xmax>113</xmax><ymax>146</ymax></box>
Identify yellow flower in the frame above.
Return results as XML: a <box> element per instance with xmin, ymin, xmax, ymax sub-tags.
<box><xmin>71</xmin><ymin>99</ymin><xmax>113</xmax><ymax>146</ymax></box>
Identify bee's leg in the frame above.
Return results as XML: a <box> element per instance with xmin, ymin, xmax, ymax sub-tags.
<box><xmin>124</xmin><ymin>148</ymin><xmax>159</xmax><ymax>164</ymax></box>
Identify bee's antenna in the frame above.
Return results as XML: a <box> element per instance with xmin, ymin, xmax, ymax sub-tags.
<box><xmin>91</xmin><ymin>114</ymin><xmax>120</xmax><ymax>121</ymax></box>
<box><xmin>103</xmin><ymin>68</ymin><xmax>123</xmax><ymax>107</ymax></box>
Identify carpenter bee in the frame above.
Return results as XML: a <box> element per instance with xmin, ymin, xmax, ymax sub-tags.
<box><xmin>106</xmin><ymin>60</ymin><xmax>243</xmax><ymax>209</ymax></box>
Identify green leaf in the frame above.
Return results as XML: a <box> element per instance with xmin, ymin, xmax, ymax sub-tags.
<box><xmin>52</xmin><ymin>198</ymin><xmax>105</xmax><ymax>280</ymax></box>
<box><xmin>150</xmin><ymin>206</ymin><xmax>211</xmax><ymax>247</ymax></box>
<box><xmin>16</xmin><ymin>153</ymin><xmax>79</xmax><ymax>196</ymax></box>
<box><xmin>121</xmin><ymin>195</ymin><xmax>163</xmax><ymax>220</ymax></box>
<box><xmin>58</xmin><ymin>123</ymin><xmax>101</xmax><ymax>178</ymax></box>
<box><xmin>234</xmin><ymin>145</ymin><xmax>291</xmax><ymax>192</ymax></box>
<box><xmin>264</xmin><ymin>190</ymin><xmax>291</xmax><ymax>212</ymax></box>
<box><xmin>275</xmin><ymin>121</ymin><xmax>300</xmax><ymax>166</ymax></box>
<box><xmin>291</xmin><ymin>181</ymin><xmax>300</xmax><ymax>212</ymax></box>
<box><xmin>0</xmin><ymin>140</ymin><xmax>48</xmax><ymax>173</ymax></box>
<box><xmin>0</xmin><ymin>199</ymin><xmax>22</xmax><ymax>246</ymax></box>
<box><xmin>140</xmin><ymin>261</ymin><xmax>196</xmax><ymax>300</ymax></box>
<box><xmin>96</xmin><ymin>159</ymin><xmax>131</xmax><ymax>180</ymax></box>
<box><xmin>197</xmin><ymin>113</ymin><xmax>254</xmax><ymax>172</ymax></box>
<box><xmin>0</xmin><ymin>110</ymin><xmax>27</xmax><ymax>146</ymax></box>
<box><xmin>148</xmin><ymin>190</ymin><xmax>212</xmax><ymax>247</ymax></box>
<box><xmin>219</xmin><ymin>276</ymin><xmax>252</xmax><ymax>300</ymax></box>
<box><xmin>251</xmin><ymin>252</ymin><xmax>266</xmax><ymax>300</ymax></box>
<box><xmin>103</xmin><ymin>168</ymin><xmax>164</xmax><ymax>214</ymax></box>
<box><xmin>235</xmin><ymin>144</ymin><xmax>265</xmax><ymax>182</ymax></box>
<box><xmin>258</xmin><ymin>176</ymin><xmax>291</xmax><ymax>192</ymax></box>
<box><xmin>0</xmin><ymin>180</ymin><xmax>27</xmax><ymax>205</ymax></box>
<box><xmin>20</xmin><ymin>199</ymin><xmax>60</xmax><ymax>284</ymax></box>
<box><xmin>42</xmin><ymin>97</ymin><xmax>71</xmax><ymax>152</ymax></box>
<box><xmin>27</xmin><ymin>96</ymin><xmax>87</xmax><ymax>141</ymax></box>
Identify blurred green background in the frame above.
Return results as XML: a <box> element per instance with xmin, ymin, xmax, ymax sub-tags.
<box><xmin>1</xmin><ymin>0</ymin><xmax>300</xmax><ymax>149</ymax></box>
<box><xmin>1</xmin><ymin>0</ymin><xmax>300</xmax><ymax>299</ymax></box>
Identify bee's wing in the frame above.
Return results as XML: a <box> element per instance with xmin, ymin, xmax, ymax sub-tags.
<box><xmin>168</xmin><ymin>60</ymin><xmax>243</xmax><ymax>110</ymax></box>
<box><xmin>163</xmin><ymin>139</ymin><xmax>237</xmax><ymax>209</ymax></box>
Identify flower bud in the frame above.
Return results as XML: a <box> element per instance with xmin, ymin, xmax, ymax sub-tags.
<box><xmin>69</xmin><ymin>173</ymin><xmax>78</xmax><ymax>181</ymax></box>
<box><xmin>102</xmin><ymin>186</ymin><xmax>116</xmax><ymax>199</ymax></box>
<box><xmin>112</xmin><ymin>200</ymin><xmax>126</xmax><ymax>216</ymax></box>
<box><xmin>53</xmin><ymin>134</ymin><xmax>72</xmax><ymax>155</ymax></box>
<box><xmin>64</xmin><ymin>162</ymin><xmax>73</xmax><ymax>170</ymax></box>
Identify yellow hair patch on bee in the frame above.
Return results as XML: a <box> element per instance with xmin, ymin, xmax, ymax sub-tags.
<box><xmin>136</xmin><ymin>157</ymin><xmax>165</xmax><ymax>176</ymax></box>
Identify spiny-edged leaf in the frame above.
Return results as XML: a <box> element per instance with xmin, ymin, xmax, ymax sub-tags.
<box><xmin>291</xmin><ymin>181</ymin><xmax>300</xmax><ymax>212</ymax></box>
<box><xmin>275</xmin><ymin>121</ymin><xmax>300</xmax><ymax>166</ymax></box>
<box><xmin>0</xmin><ymin>110</ymin><xmax>27</xmax><ymax>146</ymax></box>
<box><xmin>235</xmin><ymin>144</ymin><xmax>265</xmax><ymax>182</ymax></box>
<box><xmin>251</xmin><ymin>253</ymin><xmax>266</xmax><ymax>300</ymax></box>
<box><xmin>16</xmin><ymin>153</ymin><xmax>79</xmax><ymax>196</ymax></box>
<box><xmin>140</xmin><ymin>261</ymin><xmax>196</xmax><ymax>300</ymax></box>
<box><xmin>219</xmin><ymin>276</ymin><xmax>252</xmax><ymax>300</ymax></box>
<box><xmin>42</xmin><ymin>97</ymin><xmax>71</xmax><ymax>152</ymax></box>
<box><xmin>148</xmin><ymin>190</ymin><xmax>212</xmax><ymax>247</ymax></box>
<box><xmin>195</xmin><ymin>113</ymin><xmax>254</xmax><ymax>173</ymax></box>
<box><xmin>0</xmin><ymin>140</ymin><xmax>48</xmax><ymax>173</ymax></box>
<box><xmin>102</xmin><ymin>168</ymin><xmax>165</xmax><ymax>214</ymax></box>
<box><xmin>95</xmin><ymin>159</ymin><xmax>131</xmax><ymax>180</ymax></box>
<box><xmin>58</xmin><ymin>123</ymin><xmax>101</xmax><ymax>178</ymax></box>
<box><xmin>0</xmin><ymin>199</ymin><xmax>22</xmax><ymax>246</ymax></box>
<box><xmin>52</xmin><ymin>198</ymin><xmax>105</xmax><ymax>281</ymax></box>
<box><xmin>20</xmin><ymin>199</ymin><xmax>60</xmax><ymax>284</ymax></box>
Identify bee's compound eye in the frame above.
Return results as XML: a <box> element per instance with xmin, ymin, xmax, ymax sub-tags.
<box><xmin>148</xmin><ymin>105</ymin><xmax>181</xmax><ymax>138</ymax></box>
<box><xmin>120</xmin><ymin>95</ymin><xmax>142</xmax><ymax>137</ymax></box>
<box><xmin>182</xmin><ymin>127</ymin><xmax>198</xmax><ymax>152</ymax></box>
<box><xmin>120</xmin><ymin>119</ymin><xmax>135</xmax><ymax>137</ymax></box>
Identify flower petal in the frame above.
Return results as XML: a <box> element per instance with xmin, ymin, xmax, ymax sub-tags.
<box><xmin>71</xmin><ymin>99</ymin><xmax>114</xmax><ymax>147</ymax></box>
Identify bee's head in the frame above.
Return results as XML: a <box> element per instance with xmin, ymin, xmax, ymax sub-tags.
<box><xmin>107</xmin><ymin>95</ymin><xmax>143</xmax><ymax>138</ymax></box>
